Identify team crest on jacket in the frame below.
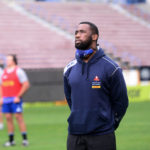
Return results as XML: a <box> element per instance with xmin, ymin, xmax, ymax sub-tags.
<box><xmin>92</xmin><ymin>76</ymin><xmax>101</xmax><ymax>89</ymax></box>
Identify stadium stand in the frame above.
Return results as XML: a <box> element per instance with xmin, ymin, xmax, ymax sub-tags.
<box><xmin>1</xmin><ymin>1</ymin><xmax>150</xmax><ymax>68</ymax></box>
<box><xmin>121</xmin><ymin>3</ymin><xmax>150</xmax><ymax>23</ymax></box>
<box><xmin>0</xmin><ymin>1</ymin><xmax>74</xmax><ymax>69</ymax></box>
<box><xmin>19</xmin><ymin>2</ymin><xmax>150</xmax><ymax>67</ymax></box>
<box><xmin>136</xmin><ymin>3</ymin><xmax>150</xmax><ymax>14</ymax></box>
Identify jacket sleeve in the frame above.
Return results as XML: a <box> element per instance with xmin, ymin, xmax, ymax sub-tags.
<box><xmin>110</xmin><ymin>68</ymin><xmax>129</xmax><ymax>130</ymax></box>
<box><xmin>64</xmin><ymin>75</ymin><xmax>72</xmax><ymax>109</ymax></box>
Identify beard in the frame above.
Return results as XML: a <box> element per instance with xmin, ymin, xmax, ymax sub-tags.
<box><xmin>75</xmin><ymin>36</ymin><xmax>92</xmax><ymax>50</ymax></box>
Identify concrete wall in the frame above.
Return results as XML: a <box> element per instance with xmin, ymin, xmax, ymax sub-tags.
<box><xmin>23</xmin><ymin>68</ymin><xmax>65</xmax><ymax>102</ymax></box>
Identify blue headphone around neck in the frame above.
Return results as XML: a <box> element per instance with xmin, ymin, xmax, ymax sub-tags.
<box><xmin>76</xmin><ymin>49</ymin><xmax>94</xmax><ymax>59</ymax></box>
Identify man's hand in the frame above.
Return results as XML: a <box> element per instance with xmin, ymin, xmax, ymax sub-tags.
<box><xmin>14</xmin><ymin>97</ymin><xmax>20</xmax><ymax>103</ymax></box>
<box><xmin>0</xmin><ymin>98</ymin><xmax>3</xmax><ymax>106</ymax></box>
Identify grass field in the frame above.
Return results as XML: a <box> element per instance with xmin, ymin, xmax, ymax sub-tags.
<box><xmin>0</xmin><ymin>101</ymin><xmax>150</xmax><ymax>150</ymax></box>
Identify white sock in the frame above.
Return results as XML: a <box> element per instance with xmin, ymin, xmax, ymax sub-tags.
<box><xmin>0</xmin><ymin>123</ymin><xmax>4</xmax><ymax>130</ymax></box>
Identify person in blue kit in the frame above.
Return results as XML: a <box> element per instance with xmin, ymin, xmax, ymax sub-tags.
<box><xmin>64</xmin><ymin>22</ymin><xmax>129</xmax><ymax>150</ymax></box>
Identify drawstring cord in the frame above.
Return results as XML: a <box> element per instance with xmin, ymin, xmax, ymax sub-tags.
<box><xmin>81</xmin><ymin>63</ymin><xmax>90</xmax><ymax>80</ymax></box>
<box><xmin>81</xmin><ymin>62</ymin><xmax>84</xmax><ymax>75</ymax></box>
<box><xmin>86</xmin><ymin>64</ymin><xmax>90</xmax><ymax>80</ymax></box>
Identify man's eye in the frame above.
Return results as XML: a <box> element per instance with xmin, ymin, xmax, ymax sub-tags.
<box><xmin>80</xmin><ymin>30</ymin><xmax>85</xmax><ymax>33</ymax></box>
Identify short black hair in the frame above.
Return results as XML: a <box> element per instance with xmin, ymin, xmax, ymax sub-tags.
<box><xmin>7</xmin><ymin>54</ymin><xmax>18</xmax><ymax>65</ymax></box>
<box><xmin>79</xmin><ymin>21</ymin><xmax>99</xmax><ymax>37</ymax></box>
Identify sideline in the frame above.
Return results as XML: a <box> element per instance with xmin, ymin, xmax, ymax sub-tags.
<box><xmin>23</xmin><ymin>100</ymin><xmax>67</xmax><ymax>108</ymax></box>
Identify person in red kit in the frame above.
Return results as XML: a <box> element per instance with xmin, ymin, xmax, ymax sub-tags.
<box><xmin>0</xmin><ymin>67</ymin><xmax>4</xmax><ymax>130</ymax></box>
<box><xmin>0</xmin><ymin>54</ymin><xmax>30</xmax><ymax>147</ymax></box>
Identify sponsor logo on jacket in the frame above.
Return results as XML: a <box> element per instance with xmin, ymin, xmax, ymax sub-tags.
<box><xmin>92</xmin><ymin>76</ymin><xmax>101</xmax><ymax>89</ymax></box>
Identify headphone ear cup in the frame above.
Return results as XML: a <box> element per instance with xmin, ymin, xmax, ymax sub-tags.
<box><xmin>76</xmin><ymin>49</ymin><xmax>94</xmax><ymax>59</ymax></box>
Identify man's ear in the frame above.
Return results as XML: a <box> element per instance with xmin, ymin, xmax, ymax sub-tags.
<box><xmin>92</xmin><ymin>34</ymin><xmax>98</xmax><ymax>41</ymax></box>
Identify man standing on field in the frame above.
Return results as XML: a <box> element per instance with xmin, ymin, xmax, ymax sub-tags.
<box><xmin>64</xmin><ymin>22</ymin><xmax>128</xmax><ymax>150</ymax></box>
<box><xmin>0</xmin><ymin>54</ymin><xmax>30</xmax><ymax>147</ymax></box>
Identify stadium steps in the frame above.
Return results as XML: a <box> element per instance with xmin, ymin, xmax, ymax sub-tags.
<box><xmin>120</xmin><ymin>3</ymin><xmax>150</xmax><ymax>24</ymax></box>
<box><xmin>16</xmin><ymin>2</ymin><xmax>131</xmax><ymax>68</ymax></box>
<box><xmin>136</xmin><ymin>3</ymin><xmax>150</xmax><ymax>14</ymax></box>
<box><xmin>0</xmin><ymin>1</ymin><xmax>126</xmax><ymax>68</ymax></box>
<box><xmin>0</xmin><ymin>1</ymin><xmax>75</xmax><ymax>69</ymax></box>
<box><xmin>1</xmin><ymin>1</ymin><xmax>150</xmax><ymax>68</ymax></box>
<box><xmin>18</xmin><ymin>2</ymin><xmax>150</xmax><ymax>67</ymax></box>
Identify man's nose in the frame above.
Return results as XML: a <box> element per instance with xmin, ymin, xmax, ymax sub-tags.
<box><xmin>75</xmin><ymin>32</ymin><xmax>80</xmax><ymax>38</ymax></box>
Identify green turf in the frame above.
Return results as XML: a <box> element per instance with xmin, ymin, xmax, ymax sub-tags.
<box><xmin>116</xmin><ymin>101</ymin><xmax>150</xmax><ymax>150</ymax></box>
<box><xmin>0</xmin><ymin>101</ymin><xmax>150</xmax><ymax>150</ymax></box>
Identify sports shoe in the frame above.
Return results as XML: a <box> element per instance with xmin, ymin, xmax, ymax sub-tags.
<box><xmin>22</xmin><ymin>140</ymin><xmax>29</xmax><ymax>146</ymax></box>
<box><xmin>3</xmin><ymin>141</ymin><xmax>15</xmax><ymax>147</ymax></box>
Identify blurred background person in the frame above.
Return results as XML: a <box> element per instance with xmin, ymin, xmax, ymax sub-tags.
<box><xmin>0</xmin><ymin>54</ymin><xmax>30</xmax><ymax>147</ymax></box>
<box><xmin>0</xmin><ymin>65</ymin><xmax>4</xmax><ymax>130</ymax></box>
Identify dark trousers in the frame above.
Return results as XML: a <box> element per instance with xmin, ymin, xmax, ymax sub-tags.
<box><xmin>67</xmin><ymin>132</ymin><xmax>116</xmax><ymax>150</ymax></box>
